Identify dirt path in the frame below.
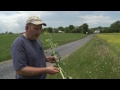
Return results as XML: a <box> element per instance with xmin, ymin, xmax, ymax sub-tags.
<box><xmin>0</xmin><ymin>34</ymin><xmax>95</xmax><ymax>79</ymax></box>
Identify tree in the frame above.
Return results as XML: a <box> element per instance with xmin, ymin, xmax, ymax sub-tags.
<box><xmin>5</xmin><ymin>31</ymin><xmax>8</xmax><ymax>34</ymax></box>
<box><xmin>78</xmin><ymin>25</ymin><xmax>83</xmax><ymax>33</ymax></box>
<box><xmin>109</xmin><ymin>20</ymin><xmax>120</xmax><ymax>33</ymax></box>
<box><xmin>82</xmin><ymin>23</ymin><xmax>89</xmax><ymax>34</ymax></box>
<box><xmin>42</xmin><ymin>28</ymin><xmax>47</xmax><ymax>33</ymax></box>
<box><xmin>68</xmin><ymin>25</ymin><xmax>75</xmax><ymax>33</ymax></box>
<box><xmin>58</xmin><ymin>26</ymin><xmax>64</xmax><ymax>31</ymax></box>
<box><xmin>9</xmin><ymin>32</ymin><xmax>13</xmax><ymax>34</ymax></box>
<box><xmin>64</xmin><ymin>27</ymin><xmax>70</xmax><ymax>33</ymax></box>
<box><xmin>47</xmin><ymin>27</ymin><xmax>53</xmax><ymax>33</ymax></box>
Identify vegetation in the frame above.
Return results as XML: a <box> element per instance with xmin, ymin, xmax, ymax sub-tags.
<box><xmin>0</xmin><ymin>33</ymin><xmax>87</xmax><ymax>62</ymax></box>
<box><xmin>90</xmin><ymin>21</ymin><xmax>120</xmax><ymax>33</ymax></box>
<box><xmin>47</xmin><ymin>33</ymin><xmax>120</xmax><ymax>79</ymax></box>
<box><xmin>1</xmin><ymin>17</ymin><xmax>120</xmax><ymax>79</ymax></box>
<box><xmin>42</xmin><ymin>23</ymin><xmax>89</xmax><ymax>34</ymax></box>
<box><xmin>1</xmin><ymin>20</ymin><xmax>120</xmax><ymax>35</ymax></box>
<box><xmin>44</xmin><ymin>32</ymin><xmax>72</xmax><ymax>79</ymax></box>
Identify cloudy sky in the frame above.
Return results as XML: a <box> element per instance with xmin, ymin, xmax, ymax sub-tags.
<box><xmin>0</xmin><ymin>11</ymin><xmax>120</xmax><ymax>33</ymax></box>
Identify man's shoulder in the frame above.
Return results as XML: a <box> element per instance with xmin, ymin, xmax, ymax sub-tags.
<box><xmin>37</xmin><ymin>39</ymin><xmax>42</xmax><ymax>45</ymax></box>
<box><xmin>12</xmin><ymin>35</ymin><xmax>25</xmax><ymax>45</ymax></box>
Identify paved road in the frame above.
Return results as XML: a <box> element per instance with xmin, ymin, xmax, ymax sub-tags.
<box><xmin>0</xmin><ymin>34</ymin><xmax>95</xmax><ymax>79</ymax></box>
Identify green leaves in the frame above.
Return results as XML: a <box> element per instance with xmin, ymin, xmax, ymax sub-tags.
<box><xmin>44</xmin><ymin>31</ymin><xmax>48</xmax><ymax>35</ymax></box>
<box><xmin>53</xmin><ymin>43</ymin><xmax>58</xmax><ymax>47</ymax></box>
<box><xmin>45</xmin><ymin>39</ymin><xmax>49</xmax><ymax>43</ymax></box>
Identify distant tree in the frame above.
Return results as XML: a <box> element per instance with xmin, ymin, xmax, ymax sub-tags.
<box><xmin>109</xmin><ymin>20</ymin><xmax>120</xmax><ymax>32</ymax></box>
<box><xmin>64</xmin><ymin>27</ymin><xmax>70</xmax><ymax>33</ymax></box>
<box><xmin>82</xmin><ymin>23</ymin><xmax>89</xmax><ymax>34</ymax></box>
<box><xmin>5</xmin><ymin>31</ymin><xmax>8</xmax><ymax>34</ymax></box>
<box><xmin>78</xmin><ymin>25</ymin><xmax>83</xmax><ymax>33</ymax></box>
<box><xmin>9</xmin><ymin>32</ymin><xmax>13</xmax><ymax>34</ymax></box>
<box><xmin>58</xmin><ymin>26</ymin><xmax>64</xmax><ymax>31</ymax></box>
<box><xmin>47</xmin><ymin>27</ymin><xmax>53</xmax><ymax>33</ymax></box>
<box><xmin>68</xmin><ymin>25</ymin><xmax>75</xmax><ymax>33</ymax></box>
<box><xmin>53</xmin><ymin>28</ymin><xmax>59</xmax><ymax>33</ymax></box>
<box><xmin>42</xmin><ymin>27</ymin><xmax>53</xmax><ymax>33</ymax></box>
<box><xmin>42</xmin><ymin>28</ymin><xmax>48</xmax><ymax>33</ymax></box>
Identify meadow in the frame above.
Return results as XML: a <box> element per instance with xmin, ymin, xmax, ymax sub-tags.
<box><xmin>0</xmin><ymin>33</ymin><xmax>87</xmax><ymax>62</ymax></box>
<box><xmin>47</xmin><ymin>33</ymin><xmax>120</xmax><ymax>79</ymax></box>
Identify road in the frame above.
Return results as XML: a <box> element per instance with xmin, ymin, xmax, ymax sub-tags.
<box><xmin>0</xmin><ymin>34</ymin><xmax>95</xmax><ymax>79</ymax></box>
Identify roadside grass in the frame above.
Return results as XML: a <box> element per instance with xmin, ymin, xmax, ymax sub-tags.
<box><xmin>0</xmin><ymin>33</ymin><xmax>87</xmax><ymax>62</ymax></box>
<box><xmin>47</xmin><ymin>33</ymin><xmax>120</xmax><ymax>79</ymax></box>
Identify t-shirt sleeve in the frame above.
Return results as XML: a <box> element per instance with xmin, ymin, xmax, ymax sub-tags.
<box><xmin>11</xmin><ymin>40</ymin><xmax>27</xmax><ymax>71</ymax></box>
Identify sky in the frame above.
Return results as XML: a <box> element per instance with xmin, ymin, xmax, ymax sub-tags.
<box><xmin>0</xmin><ymin>11</ymin><xmax>120</xmax><ymax>33</ymax></box>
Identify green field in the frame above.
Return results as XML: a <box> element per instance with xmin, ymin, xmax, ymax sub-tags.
<box><xmin>47</xmin><ymin>33</ymin><xmax>120</xmax><ymax>79</ymax></box>
<box><xmin>0</xmin><ymin>33</ymin><xmax>87</xmax><ymax>62</ymax></box>
<box><xmin>1</xmin><ymin>33</ymin><xmax>120</xmax><ymax>79</ymax></box>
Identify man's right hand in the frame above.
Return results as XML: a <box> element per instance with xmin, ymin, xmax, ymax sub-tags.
<box><xmin>46</xmin><ymin>66</ymin><xmax>60</xmax><ymax>75</ymax></box>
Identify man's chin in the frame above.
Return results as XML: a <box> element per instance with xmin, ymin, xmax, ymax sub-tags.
<box><xmin>34</xmin><ymin>36</ymin><xmax>39</xmax><ymax>40</ymax></box>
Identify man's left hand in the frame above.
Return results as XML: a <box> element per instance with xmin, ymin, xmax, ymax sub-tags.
<box><xmin>46</xmin><ymin>56</ymin><xmax>57</xmax><ymax>63</ymax></box>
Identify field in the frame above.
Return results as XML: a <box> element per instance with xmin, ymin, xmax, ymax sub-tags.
<box><xmin>0</xmin><ymin>33</ymin><xmax>87</xmax><ymax>62</ymax></box>
<box><xmin>1</xmin><ymin>33</ymin><xmax>120</xmax><ymax>79</ymax></box>
<box><xmin>47</xmin><ymin>33</ymin><xmax>120</xmax><ymax>79</ymax></box>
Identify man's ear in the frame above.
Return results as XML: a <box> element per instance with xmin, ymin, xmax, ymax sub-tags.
<box><xmin>25</xmin><ymin>25</ymin><xmax>29</xmax><ymax>31</ymax></box>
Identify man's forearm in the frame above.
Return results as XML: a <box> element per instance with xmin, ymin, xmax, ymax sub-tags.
<box><xmin>16</xmin><ymin>66</ymin><xmax>47</xmax><ymax>77</ymax></box>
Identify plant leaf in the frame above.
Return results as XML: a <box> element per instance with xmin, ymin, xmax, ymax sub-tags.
<box><xmin>44</xmin><ymin>31</ymin><xmax>48</xmax><ymax>35</ymax></box>
<box><xmin>45</xmin><ymin>39</ymin><xmax>49</xmax><ymax>43</ymax></box>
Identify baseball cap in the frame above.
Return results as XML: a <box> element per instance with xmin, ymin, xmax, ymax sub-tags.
<box><xmin>26</xmin><ymin>16</ymin><xmax>46</xmax><ymax>26</ymax></box>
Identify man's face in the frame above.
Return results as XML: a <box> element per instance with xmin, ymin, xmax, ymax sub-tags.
<box><xmin>27</xmin><ymin>23</ymin><xmax>42</xmax><ymax>40</ymax></box>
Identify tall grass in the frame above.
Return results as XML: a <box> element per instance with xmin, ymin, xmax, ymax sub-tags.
<box><xmin>0</xmin><ymin>33</ymin><xmax>87</xmax><ymax>62</ymax></box>
<box><xmin>47</xmin><ymin>33</ymin><xmax>120</xmax><ymax>79</ymax></box>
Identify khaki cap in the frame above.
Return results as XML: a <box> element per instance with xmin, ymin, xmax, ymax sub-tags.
<box><xmin>26</xmin><ymin>16</ymin><xmax>46</xmax><ymax>26</ymax></box>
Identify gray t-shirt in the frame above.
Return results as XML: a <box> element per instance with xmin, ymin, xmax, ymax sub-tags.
<box><xmin>11</xmin><ymin>34</ymin><xmax>47</xmax><ymax>79</ymax></box>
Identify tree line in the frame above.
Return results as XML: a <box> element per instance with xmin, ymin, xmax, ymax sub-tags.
<box><xmin>43</xmin><ymin>20</ymin><xmax>120</xmax><ymax>34</ymax></box>
<box><xmin>90</xmin><ymin>20</ymin><xmax>120</xmax><ymax>33</ymax></box>
<box><xmin>1</xmin><ymin>20</ymin><xmax>120</xmax><ymax>34</ymax></box>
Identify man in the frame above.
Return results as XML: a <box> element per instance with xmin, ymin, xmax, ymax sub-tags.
<box><xmin>11</xmin><ymin>16</ymin><xmax>60</xmax><ymax>79</ymax></box>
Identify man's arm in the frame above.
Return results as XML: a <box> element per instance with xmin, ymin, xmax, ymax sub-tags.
<box><xmin>17</xmin><ymin>66</ymin><xmax>60</xmax><ymax>77</ymax></box>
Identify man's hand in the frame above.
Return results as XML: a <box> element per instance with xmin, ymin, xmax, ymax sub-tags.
<box><xmin>46</xmin><ymin>66</ymin><xmax>60</xmax><ymax>75</ymax></box>
<box><xmin>46</xmin><ymin>56</ymin><xmax>57</xmax><ymax>63</ymax></box>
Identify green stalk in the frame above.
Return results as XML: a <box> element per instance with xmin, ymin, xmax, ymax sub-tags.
<box><xmin>55</xmin><ymin>62</ymin><xmax>65</xmax><ymax>79</ymax></box>
<box><xmin>44</xmin><ymin>32</ymin><xmax>71</xmax><ymax>79</ymax></box>
<box><xmin>59</xmin><ymin>67</ymin><xmax>66</xmax><ymax>79</ymax></box>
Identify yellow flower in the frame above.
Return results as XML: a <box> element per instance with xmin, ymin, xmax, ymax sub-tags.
<box><xmin>44</xmin><ymin>31</ymin><xmax>48</xmax><ymax>35</ymax></box>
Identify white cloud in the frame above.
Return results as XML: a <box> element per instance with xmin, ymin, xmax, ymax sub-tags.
<box><xmin>0</xmin><ymin>11</ymin><xmax>54</xmax><ymax>33</ymax></box>
<box><xmin>78</xmin><ymin>14</ymin><xmax>115</xmax><ymax>27</ymax></box>
<box><xmin>16</xmin><ymin>11</ymin><xmax>54</xmax><ymax>17</ymax></box>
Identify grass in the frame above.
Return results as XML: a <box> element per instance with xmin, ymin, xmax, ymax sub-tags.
<box><xmin>40</xmin><ymin>33</ymin><xmax>87</xmax><ymax>49</ymax></box>
<box><xmin>1</xmin><ymin>33</ymin><xmax>120</xmax><ymax>79</ymax></box>
<box><xmin>0</xmin><ymin>33</ymin><xmax>87</xmax><ymax>62</ymax></box>
<box><xmin>47</xmin><ymin>33</ymin><xmax>120</xmax><ymax>79</ymax></box>
<box><xmin>0</xmin><ymin>34</ymin><xmax>20</xmax><ymax>62</ymax></box>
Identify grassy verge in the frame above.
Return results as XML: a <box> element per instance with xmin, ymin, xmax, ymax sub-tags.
<box><xmin>47</xmin><ymin>34</ymin><xmax>120</xmax><ymax>79</ymax></box>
